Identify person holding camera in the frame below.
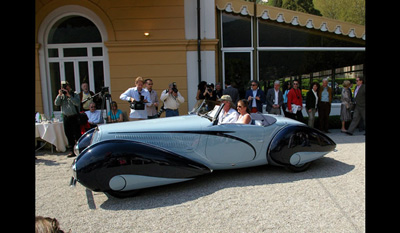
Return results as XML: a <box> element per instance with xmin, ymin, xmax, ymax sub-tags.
<box><xmin>160</xmin><ymin>82</ymin><xmax>185</xmax><ymax>117</ymax></box>
<box><xmin>120</xmin><ymin>76</ymin><xmax>152</xmax><ymax>121</ymax></box>
<box><xmin>54</xmin><ymin>81</ymin><xmax>81</xmax><ymax>157</ymax></box>
<box><xmin>203</xmin><ymin>83</ymin><xmax>217</xmax><ymax>110</ymax></box>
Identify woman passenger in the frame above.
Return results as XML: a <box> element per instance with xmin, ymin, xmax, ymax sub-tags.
<box><xmin>236</xmin><ymin>99</ymin><xmax>252</xmax><ymax>124</ymax></box>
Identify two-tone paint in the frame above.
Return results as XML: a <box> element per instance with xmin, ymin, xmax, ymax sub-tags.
<box><xmin>72</xmin><ymin>107</ymin><xmax>336</xmax><ymax>198</ymax></box>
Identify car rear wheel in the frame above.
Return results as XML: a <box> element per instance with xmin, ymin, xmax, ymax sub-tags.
<box><xmin>285</xmin><ymin>162</ymin><xmax>312</xmax><ymax>172</ymax></box>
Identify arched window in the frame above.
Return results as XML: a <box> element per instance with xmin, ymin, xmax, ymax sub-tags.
<box><xmin>44</xmin><ymin>15</ymin><xmax>108</xmax><ymax>112</ymax></box>
<box><xmin>48</xmin><ymin>16</ymin><xmax>102</xmax><ymax>44</ymax></box>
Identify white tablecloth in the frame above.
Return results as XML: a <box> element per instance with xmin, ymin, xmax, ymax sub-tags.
<box><xmin>35</xmin><ymin>122</ymin><xmax>68</xmax><ymax>152</ymax></box>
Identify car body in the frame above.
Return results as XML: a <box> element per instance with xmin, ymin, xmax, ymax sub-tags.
<box><xmin>71</xmin><ymin>102</ymin><xmax>336</xmax><ymax>198</ymax></box>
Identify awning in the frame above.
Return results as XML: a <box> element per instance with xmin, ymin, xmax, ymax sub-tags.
<box><xmin>216</xmin><ymin>0</ymin><xmax>365</xmax><ymax>40</ymax></box>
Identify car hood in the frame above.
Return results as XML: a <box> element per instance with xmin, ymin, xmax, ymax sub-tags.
<box><xmin>93</xmin><ymin>115</ymin><xmax>212</xmax><ymax>142</ymax></box>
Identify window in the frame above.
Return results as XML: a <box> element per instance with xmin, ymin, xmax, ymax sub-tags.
<box><xmin>218</xmin><ymin>9</ymin><xmax>365</xmax><ymax>104</ymax></box>
<box><xmin>45</xmin><ymin>15</ymin><xmax>107</xmax><ymax>112</ymax></box>
<box><xmin>48</xmin><ymin>16</ymin><xmax>101</xmax><ymax>44</ymax></box>
<box><xmin>221</xmin><ymin>12</ymin><xmax>253</xmax><ymax>99</ymax></box>
<box><xmin>224</xmin><ymin>52</ymin><xmax>252</xmax><ymax>97</ymax></box>
<box><xmin>259</xmin><ymin>50</ymin><xmax>364</xmax><ymax>101</ymax></box>
<box><xmin>258</xmin><ymin>20</ymin><xmax>364</xmax><ymax>47</ymax></box>
<box><xmin>222</xmin><ymin>12</ymin><xmax>252</xmax><ymax>48</ymax></box>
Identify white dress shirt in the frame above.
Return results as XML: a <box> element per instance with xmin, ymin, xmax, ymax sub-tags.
<box><xmin>120</xmin><ymin>87</ymin><xmax>152</xmax><ymax>119</ymax></box>
<box><xmin>85</xmin><ymin>110</ymin><xmax>101</xmax><ymax>124</ymax></box>
<box><xmin>274</xmin><ymin>89</ymin><xmax>279</xmax><ymax>105</ymax></box>
<box><xmin>218</xmin><ymin>108</ymin><xmax>239</xmax><ymax>124</ymax></box>
<box><xmin>252</xmin><ymin>89</ymin><xmax>258</xmax><ymax>107</ymax></box>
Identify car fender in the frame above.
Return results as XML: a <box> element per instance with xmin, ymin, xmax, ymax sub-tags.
<box><xmin>74</xmin><ymin>140</ymin><xmax>212</xmax><ymax>192</ymax></box>
<box><xmin>267</xmin><ymin>125</ymin><xmax>336</xmax><ymax>166</ymax></box>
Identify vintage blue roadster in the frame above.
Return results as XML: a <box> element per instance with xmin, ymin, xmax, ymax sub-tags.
<box><xmin>71</xmin><ymin>101</ymin><xmax>336</xmax><ymax>198</ymax></box>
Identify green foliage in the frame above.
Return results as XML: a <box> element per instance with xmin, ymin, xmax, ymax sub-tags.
<box><xmin>267</xmin><ymin>0</ymin><xmax>365</xmax><ymax>25</ymax></box>
<box><xmin>281</xmin><ymin>0</ymin><xmax>322</xmax><ymax>16</ymax></box>
<box><xmin>313</xmin><ymin>0</ymin><xmax>365</xmax><ymax>25</ymax></box>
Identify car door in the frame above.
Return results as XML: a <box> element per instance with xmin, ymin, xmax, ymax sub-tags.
<box><xmin>205</xmin><ymin>124</ymin><xmax>265</xmax><ymax>165</ymax></box>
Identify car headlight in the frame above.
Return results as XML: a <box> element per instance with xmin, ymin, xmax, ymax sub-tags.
<box><xmin>74</xmin><ymin>143</ymin><xmax>79</xmax><ymax>156</ymax></box>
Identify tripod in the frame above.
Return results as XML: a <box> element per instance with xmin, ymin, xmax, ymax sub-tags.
<box><xmin>99</xmin><ymin>93</ymin><xmax>112</xmax><ymax>123</ymax></box>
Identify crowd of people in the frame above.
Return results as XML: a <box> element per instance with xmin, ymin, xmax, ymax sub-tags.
<box><xmin>53</xmin><ymin>75</ymin><xmax>365</xmax><ymax>157</ymax></box>
<box><xmin>198</xmin><ymin>77</ymin><xmax>365</xmax><ymax>135</ymax></box>
<box><xmin>53</xmin><ymin>76</ymin><xmax>186</xmax><ymax>157</ymax></box>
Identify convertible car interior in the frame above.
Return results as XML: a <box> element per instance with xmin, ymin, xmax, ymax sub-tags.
<box><xmin>249</xmin><ymin>113</ymin><xmax>277</xmax><ymax>126</ymax></box>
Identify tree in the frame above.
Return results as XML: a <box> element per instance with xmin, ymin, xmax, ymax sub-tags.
<box><xmin>281</xmin><ymin>0</ymin><xmax>322</xmax><ymax>16</ymax></box>
<box><xmin>268</xmin><ymin>0</ymin><xmax>283</xmax><ymax>7</ymax></box>
<box><xmin>314</xmin><ymin>0</ymin><xmax>365</xmax><ymax>25</ymax></box>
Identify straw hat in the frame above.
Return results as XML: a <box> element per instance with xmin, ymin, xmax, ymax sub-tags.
<box><xmin>218</xmin><ymin>95</ymin><xmax>234</xmax><ymax>107</ymax></box>
<box><xmin>218</xmin><ymin>95</ymin><xmax>232</xmax><ymax>102</ymax></box>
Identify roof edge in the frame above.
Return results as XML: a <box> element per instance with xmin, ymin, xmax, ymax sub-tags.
<box><xmin>216</xmin><ymin>0</ymin><xmax>365</xmax><ymax>40</ymax></box>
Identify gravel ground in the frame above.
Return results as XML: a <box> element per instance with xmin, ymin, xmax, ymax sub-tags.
<box><xmin>35</xmin><ymin>129</ymin><xmax>365</xmax><ymax>232</ymax></box>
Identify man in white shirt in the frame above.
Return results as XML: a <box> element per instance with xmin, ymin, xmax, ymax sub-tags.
<box><xmin>120</xmin><ymin>76</ymin><xmax>152</xmax><ymax>121</ymax></box>
<box><xmin>266</xmin><ymin>80</ymin><xmax>283</xmax><ymax>115</ymax></box>
<box><xmin>217</xmin><ymin>95</ymin><xmax>239</xmax><ymax>125</ymax></box>
<box><xmin>160</xmin><ymin>82</ymin><xmax>185</xmax><ymax>117</ymax></box>
<box><xmin>85</xmin><ymin>102</ymin><xmax>101</xmax><ymax>127</ymax></box>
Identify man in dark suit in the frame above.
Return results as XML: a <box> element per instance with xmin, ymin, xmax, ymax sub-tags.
<box><xmin>223</xmin><ymin>80</ymin><xmax>239</xmax><ymax>106</ymax></box>
<box><xmin>346</xmin><ymin>76</ymin><xmax>366</xmax><ymax>135</ymax></box>
<box><xmin>266</xmin><ymin>80</ymin><xmax>283</xmax><ymax>114</ymax></box>
<box><xmin>245</xmin><ymin>80</ymin><xmax>266</xmax><ymax>113</ymax></box>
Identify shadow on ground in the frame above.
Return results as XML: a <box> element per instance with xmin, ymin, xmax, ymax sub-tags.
<box><xmin>99</xmin><ymin>156</ymin><xmax>354</xmax><ymax>210</ymax></box>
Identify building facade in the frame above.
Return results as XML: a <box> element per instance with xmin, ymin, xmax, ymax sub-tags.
<box><xmin>35</xmin><ymin>0</ymin><xmax>365</xmax><ymax>116</ymax></box>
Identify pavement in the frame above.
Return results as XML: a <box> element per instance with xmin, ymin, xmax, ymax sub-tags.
<box><xmin>35</xmin><ymin>129</ymin><xmax>365</xmax><ymax>232</ymax></box>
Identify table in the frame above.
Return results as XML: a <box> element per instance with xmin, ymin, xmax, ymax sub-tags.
<box><xmin>35</xmin><ymin>121</ymin><xmax>68</xmax><ymax>152</ymax></box>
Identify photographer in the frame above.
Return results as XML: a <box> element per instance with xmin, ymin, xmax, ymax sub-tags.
<box><xmin>54</xmin><ymin>81</ymin><xmax>81</xmax><ymax>157</ymax></box>
<box><xmin>204</xmin><ymin>83</ymin><xmax>217</xmax><ymax>110</ymax></box>
<box><xmin>160</xmin><ymin>82</ymin><xmax>185</xmax><ymax>117</ymax></box>
<box><xmin>120</xmin><ymin>76</ymin><xmax>152</xmax><ymax>121</ymax></box>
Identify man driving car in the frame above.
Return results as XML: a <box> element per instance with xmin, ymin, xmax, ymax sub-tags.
<box><xmin>217</xmin><ymin>95</ymin><xmax>239</xmax><ymax>125</ymax></box>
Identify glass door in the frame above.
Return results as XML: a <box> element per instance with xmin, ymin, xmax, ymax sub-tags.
<box><xmin>223</xmin><ymin>52</ymin><xmax>252</xmax><ymax>100</ymax></box>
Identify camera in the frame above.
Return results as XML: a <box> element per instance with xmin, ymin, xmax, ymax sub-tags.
<box><xmin>61</xmin><ymin>82</ymin><xmax>68</xmax><ymax>95</ymax></box>
<box><xmin>206</xmin><ymin>83</ymin><xmax>214</xmax><ymax>93</ymax></box>
<box><xmin>171</xmin><ymin>82</ymin><xmax>178</xmax><ymax>93</ymax></box>
<box><xmin>129</xmin><ymin>92</ymin><xmax>145</xmax><ymax>110</ymax></box>
<box><xmin>156</xmin><ymin>105</ymin><xmax>165</xmax><ymax>117</ymax></box>
<box><xmin>101</xmin><ymin>86</ymin><xmax>109</xmax><ymax>95</ymax></box>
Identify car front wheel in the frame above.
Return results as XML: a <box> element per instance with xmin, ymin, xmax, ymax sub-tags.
<box><xmin>285</xmin><ymin>162</ymin><xmax>312</xmax><ymax>172</ymax></box>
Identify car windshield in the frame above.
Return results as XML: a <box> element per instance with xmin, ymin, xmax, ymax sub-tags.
<box><xmin>189</xmin><ymin>100</ymin><xmax>221</xmax><ymax>116</ymax></box>
<box><xmin>189</xmin><ymin>99</ymin><xmax>277</xmax><ymax>127</ymax></box>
